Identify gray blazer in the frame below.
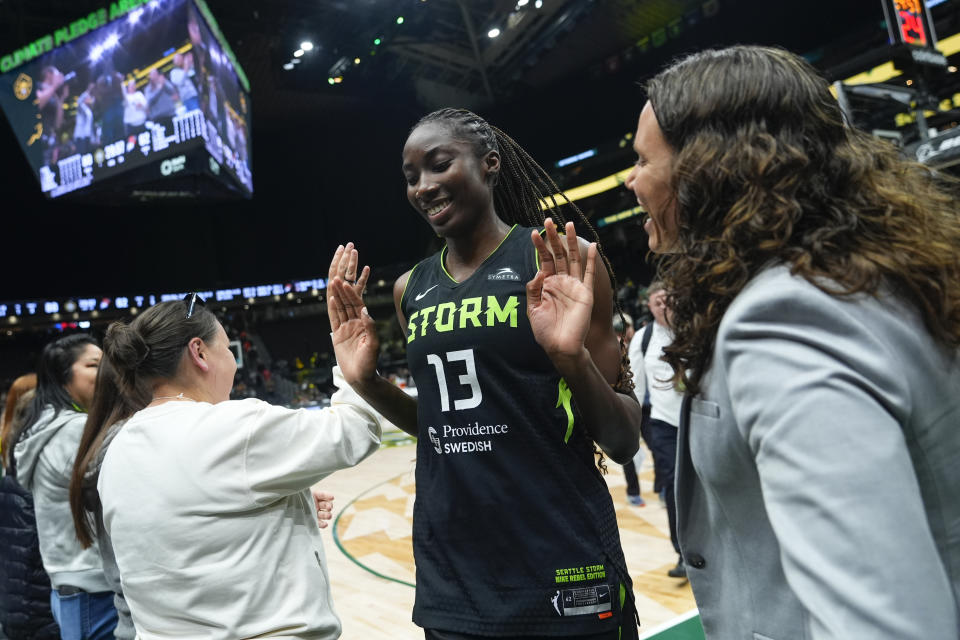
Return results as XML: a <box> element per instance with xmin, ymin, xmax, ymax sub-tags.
<box><xmin>676</xmin><ymin>265</ymin><xmax>960</xmax><ymax>639</ymax></box>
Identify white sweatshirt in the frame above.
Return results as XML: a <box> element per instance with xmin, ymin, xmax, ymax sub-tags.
<box><xmin>633</xmin><ymin>321</ymin><xmax>684</xmax><ymax>427</ymax></box>
<box><xmin>98</xmin><ymin>367</ymin><xmax>382</xmax><ymax>639</ymax></box>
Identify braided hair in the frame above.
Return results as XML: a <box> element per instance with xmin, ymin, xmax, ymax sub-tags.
<box><xmin>413</xmin><ymin>108</ymin><xmax>636</xmax><ymax>471</ymax></box>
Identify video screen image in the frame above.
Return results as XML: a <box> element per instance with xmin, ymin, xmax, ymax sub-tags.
<box><xmin>0</xmin><ymin>0</ymin><xmax>252</xmax><ymax>198</ymax></box>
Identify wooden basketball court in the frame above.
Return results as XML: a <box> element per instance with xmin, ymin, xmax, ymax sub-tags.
<box><xmin>317</xmin><ymin>431</ymin><xmax>699</xmax><ymax>639</ymax></box>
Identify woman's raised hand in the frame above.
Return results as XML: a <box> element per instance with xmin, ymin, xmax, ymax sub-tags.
<box><xmin>527</xmin><ymin>218</ymin><xmax>597</xmax><ymax>369</ymax></box>
<box><xmin>327</xmin><ymin>244</ymin><xmax>378</xmax><ymax>387</ymax></box>
<box><xmin>328</xmin><ymin>242</ymin><xmax>370</xmax><ymax>299</ymax></box>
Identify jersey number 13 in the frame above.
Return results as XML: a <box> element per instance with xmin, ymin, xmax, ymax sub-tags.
<box><xmin>426</xmin><ymin>349</ymin><xmax>482</xmax><ymax>412</ymax></box>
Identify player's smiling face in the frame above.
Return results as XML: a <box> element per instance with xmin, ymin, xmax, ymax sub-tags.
<box><xmin>402</xmin><ymin>122</ymin><xmax>500</xmax><ymax>237</ymax></box>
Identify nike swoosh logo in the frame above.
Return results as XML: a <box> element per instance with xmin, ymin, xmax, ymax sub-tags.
<box><xmin>415</xmin><ymin>284</ymin><xmax>439</xmax><ymax>301</ymax></box>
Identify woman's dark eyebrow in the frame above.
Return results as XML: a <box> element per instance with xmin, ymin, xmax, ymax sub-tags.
<box><xmin>402</xmin><ymin>146</ymin><xmax>446</xmax><ymax>172</ymax></box>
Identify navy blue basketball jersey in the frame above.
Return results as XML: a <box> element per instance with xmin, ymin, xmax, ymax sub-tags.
<box><xmin>401</xmin><ymin>224</ymin><xmax>634</xmax><ymax>636</ymax></box>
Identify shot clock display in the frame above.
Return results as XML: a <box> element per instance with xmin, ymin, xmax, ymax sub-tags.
<box><xmin>882</xmin><ymin>0</ymin><xmax>937</xmax><ymax>48</ymax></box>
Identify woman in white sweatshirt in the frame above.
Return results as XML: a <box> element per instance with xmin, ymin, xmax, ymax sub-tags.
<box><xmin>97</xmin><ymin>287</ymin><xmax>383</xmax><ymax>640</ymax></box>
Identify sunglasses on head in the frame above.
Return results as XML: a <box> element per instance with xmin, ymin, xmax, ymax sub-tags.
<box><xmin>183</xmin><ymin>292</ymin><xmax>206</xmax><ymax>319</ymax></box>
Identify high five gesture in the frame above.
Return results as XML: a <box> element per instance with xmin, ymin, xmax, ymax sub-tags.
<box><xmin>527</xmin><ymin>218</ymin><xmax>599</xmax><ymax>370</ymax></box>
<box><xmin>327</xmin><ymin>243</ymin><xmax>377</xmax><ymax>387</ymax></box>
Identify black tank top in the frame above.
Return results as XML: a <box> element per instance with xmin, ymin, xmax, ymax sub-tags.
<box><xmin>401</xmin><ymin>224</ymin><xmax>633</xmax><ymax>636</ymax></box>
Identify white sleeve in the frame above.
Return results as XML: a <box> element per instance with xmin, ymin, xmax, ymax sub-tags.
<box><xmin>242</xmin><ymin>366</ymin><xmax>382</xmax><ymax>504</ymax></box>
<box><xmin>719</xmin><ymin>284</ymin><xmax>956</xmax><ymax>639</ymax></box>
<box><xmin>627</xmin><ymin>328</ymin><xmax>648</xmax><ymax>402</ymax></box>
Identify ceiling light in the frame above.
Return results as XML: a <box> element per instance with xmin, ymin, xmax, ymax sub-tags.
<box><xmin>374</xmin><ymin>37</ymin><xmax>382</xmax><ymax>46</ymax></box>
<box><xmin>396</xmin><ymin>16</ymin><xmax>404</xmax><ymax>24</ymax></box>
<box><xmin>300</xmin><ymin>41</ymin><xmax>314</xmax><ymax>51</ymax></box>
<box><xmin>291</xmin><ymin>58</ymin><xmax>301</xmax><ymax>64</ymax></box>
<box><xmin>294</xmin><ymin>49</ymin><xmax>304</xmax><ymax>57</ymax></box>
<box><xmin>488</xmin><ymin>28</ymin><xmax>501</xmax><ymax>38</ymax></box>
<box><xmin>535</xmin><ymin>0</ymin><xmax>543</xmax><ymax>7</ymax></box>
<box><xmin>283</xmin><ymin>62</ymin><xmax>294</xmax><ymax>70</ymax></box>
<box><xmin>950</xmin><ymin>65</ymin><xmax>958</xmax><ymax>73</ymax></box>
<box><xmin>328</xmin><ymin>77</ymin><xmax>335</xmax><ymax>85</ymax></box>
<box><xmin>517</xmin><ymin>0</ymin><xmax>529</xmax><ymax>5</ymax></box>
<box><xmin>354</xmin><ymin>57</ymin><xmax>361</xmax><ymax>64</ymax></box>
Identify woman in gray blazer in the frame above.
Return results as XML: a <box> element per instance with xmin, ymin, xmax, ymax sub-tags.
<box><xmin>614</xmin><ymin>46</ymin><xmax>959</xmax><ymax>638</ymax></box>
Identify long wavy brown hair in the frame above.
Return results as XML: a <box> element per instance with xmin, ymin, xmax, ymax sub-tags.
<box><xmin>1</xmin><ymin>373</ymin><xmax>37</xmax><ymax>470</ymax></box>
<box><xmin>645</xmin><ymin>45</ymin><xmax>960</xmax><ymax>394</ymax></box>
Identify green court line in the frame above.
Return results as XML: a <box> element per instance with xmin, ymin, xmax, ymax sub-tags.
<box><xmin>638</xmin><ymin>609</ymin><xmax>704</xmax><ymax>640</ymax></box>
<box><xmin>331</xmin><ymin>471</ymin><xmax>416</xmax><ymax>589</ymax></box>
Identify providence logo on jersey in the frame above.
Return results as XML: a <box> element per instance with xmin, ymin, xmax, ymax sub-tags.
<box><xmin>428</xmin><ymin>426</ymin><xmax>442</xmax><ymax>454</ymax></box>
<box><xmin>428</xmin><ymin>420</ymin><xmax>511</xmax><ymax>455</ymax></box>
<box><xmin>487</xmin><ymin>267</ymin><xmax>521</xmax><ymax>281</ymax></box>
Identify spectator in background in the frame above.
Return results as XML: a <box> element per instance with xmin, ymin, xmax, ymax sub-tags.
<box><xmin>14</xmin><ymin>334</ymin><xmax>117</xmax><ymax>640</ymax></box>
<box><xmin>122</xmin><ymin>79</ymin><xmax>147</xmax><ymax>139</ymax></box>
<box><xmin>614</xmin><ymin>313</ymin><xmax>646</xmax><ymax>507</ymax></box>
<box><xmin>1</xmin><ymin>374</ymin><xmax>37</xmax><ymax>471</ymax></box>
<box><xmin>628</xmin><ymin>282</ymin><xmax>685</xmax><ymax>577</ymax></box>
<box><xmin>234</xmin><ymin>117</ymin><xmax>249</xmax><ymax>165</ymax></box>
<box><xmin>36</xmin><ymin>66</ymin><xmax>69</xmax><ymax>166</ymax></box>
<box><xmin>94</xmin><ymin>71</ymin><xmax>125</xmax><ymax>146</ymax></box>
<box><xmin>169</xmin><ymin>53</ymin><xmax>199</xmax><ymax>112</ymax></box>
<box><xmin>203</xmin><ymin>71</ymin><xmax>224</xmax><ymax>138</ymax></box>
<box><xmin>144</xmin><ymin>69</ymin><xmax>177</xmax><ymax>133</ymax></box>
<box><xmin>186</xmin><ymin>8</ymin><xmax>209</xmax><ymax>85</ymax></box>
<box><xmin>72</xmin><ymin>87</ymin><xmax>95</xmax><ymax>156</ymax></box>
<box><xmin>0</xmin><ymin>376</ymin><xmax>60</xmax><ymax>640</ymax></box>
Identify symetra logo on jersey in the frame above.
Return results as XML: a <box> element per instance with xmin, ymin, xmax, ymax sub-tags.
<box><xmin>487</xmin><ymin>267</ymin><xmax>521</xmax><ymax>281</ymax></box>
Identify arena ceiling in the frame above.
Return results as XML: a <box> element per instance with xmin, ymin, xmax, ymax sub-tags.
<box><xmin>0</xmin><ymin>0</ymin><xmax>945</xmax><ymax>300</ymax></box>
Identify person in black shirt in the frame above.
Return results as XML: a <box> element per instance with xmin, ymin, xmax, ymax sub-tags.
<box><xmin>327</xmin><ymin>108</ymin><xmax>643</xmax><ymax>639</ymax></box>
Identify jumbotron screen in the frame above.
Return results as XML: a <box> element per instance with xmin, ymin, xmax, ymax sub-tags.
<box><xmin>0</xmin><ymin>0</ymin><xmax>252</xmax><ymax>198</ymax></box>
